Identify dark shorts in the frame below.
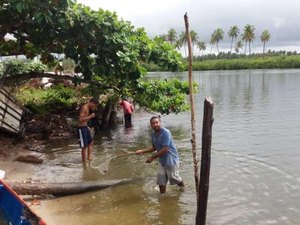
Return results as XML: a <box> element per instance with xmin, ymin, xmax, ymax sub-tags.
<box><xmin>77</xmin><ymin>126</ymin><xmax>93</xmax><ymax>148</ymax></box>
<box><xmin>124</xmin><ymin>114</ymin><xmax>132</xmax><ymax>128</ymax></box>
<box><xmin>124</xmin><ymin>114</ymin><xmax>132</xmax><ymax>123</ymax></box>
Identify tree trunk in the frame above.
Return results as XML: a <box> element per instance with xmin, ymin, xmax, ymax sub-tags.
<box><xmin>7</xmin><ymin>178</ymin><xmax>140</xmax><ymax>196</ymax></box>
<box><xmin>101</xmin><ymin>100</ymin><xmax>114</xmax><ymax>127</ymax></box>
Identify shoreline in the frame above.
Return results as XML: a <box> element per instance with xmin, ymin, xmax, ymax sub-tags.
<box><xmin>0</xmin><ymin>135</ymin><xmax>69</xmax><ymax>225</ymax></box>
<box><xmin>0</xmin><ymin>135</ymin><xmax>44</xmax><ymax>182</ymax></box>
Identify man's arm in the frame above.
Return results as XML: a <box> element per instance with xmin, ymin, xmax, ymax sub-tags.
<box><xmin>146</xmin><ymin>146</ymin><xmax>169</xmax><ymax>163</ymax></box>
<box><xmin>136</xmin><ymin>146</ymin><xmax>155</xmax><ymax>155</ymax></box>
<box><xmin>79</xmin><ymin>107</ymin><xmax>95</xmax><ymax>123</ymax></box>
<box><xmin>130</xmin><ymin>103</ymin><xmax>134</xmax><ymax>112</ymax></box>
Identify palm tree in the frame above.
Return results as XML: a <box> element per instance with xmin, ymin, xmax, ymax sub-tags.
<box><xmin>260</xmin><ymin>29</ymin><xmax>271</xmax><ymax>54</ymax></box>
<box><xmin>175</xmin><ymin>39</ymin><xmax>183</xmax><ymax>51</ymax></box>
<box><xmin>157</xmin><ymin>34</ymin><xmax>168</xmax><ymax>42</ymax></box>
<box><xmin>228</xmin><ymin>25</ymin><xmax>240</xmax><ymax>52</ymax></box>
<box><xmin>190</xmin><ymin>30</ymin><xmax>199</xmax><ymax>59</ymax></box>
<box><xmin>190</xmin><ymin>30</ymin><xmax>199</xmax><ymax>50</ymax></box>
<box><xmin>209</xmin><ymin>34</ymin><xmax>216</xmax><ymax>54</ymax></box>
<box><xmin>178</xmin><ymin>31</ymin><xmax>187</xmax><ymax>58</ymax></box>
<box><xmin>235</xmin><ymin>40</ymin><xmax>243</xmax><ymax>54</ymax></box>
<box><xmin>242</xmin><ymin>24</ymin><xmax>255</xmax><ymax>54</ymax></box>
<box><xmin>166</xmin><ymin>28</ymin><xmax>177</xmax><ymax>45</ymax></box>
<box><xmin>211</xmin><ymin>28</ymin><xmax>224</xmax><ymax>53</ymax></box>
<box><xmin>197</xmin><ymin>41</ymin><xmax>206</xmax><ymax>56</ymax></box>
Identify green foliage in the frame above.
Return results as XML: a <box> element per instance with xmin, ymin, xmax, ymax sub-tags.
<box><xmin>140</xmin><ymin>62</ymin><xmax>164</xmax><ymax>72</ymax></box>
<box><xmin>0</xmin><ymin>0</ymin><xmax>189</xmax><ymax>115</ymax></box>
<box><xmin>149</xmin><ymin>37</ymin><xmax>184</xmax><ymax>71</ymax></box>
<box><xmin>0</xmin><ymin>62</ymin><xmax>3</xmax><ymax>76</ymax></box>
<box><xmin>0</xmin><ymin>59</ymin><xmax>46</xmax><ymax>78</ymax></box>
<box><xmin>0</xmin><ymin>1</ymin><xmax>182</xmax><ymax>77</ymax></box>
<box><xmin>16</xmin><ymin>84</ymin><xmax>76</xmax><ymax>115</ymax></box>
<box><xmin>190</xmin><ymin>55</ymin><xmax>300</xmax><ymax>71</ymax></box>
<box><xmin>46</xmin><ymin>57</ymin><xmax>76</xmax><ymax>73</ymax></box>
<box><xmin>133</xmin><ymin>79</ymin><xmax>196</xmax><ymax>114</ymax></box>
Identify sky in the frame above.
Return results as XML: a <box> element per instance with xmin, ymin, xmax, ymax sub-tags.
<box><xmin>77</xmin><ymin>0</ymin><xmax>300</xmax><ymax>53</ymax></box>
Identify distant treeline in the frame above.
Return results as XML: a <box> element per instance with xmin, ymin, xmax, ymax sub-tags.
<box><xmin>144</xmin><ymin>50</ymin><xmax>300</xmax><ymax>71</ymax></box>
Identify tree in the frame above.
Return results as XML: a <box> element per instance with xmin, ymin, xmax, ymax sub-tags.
<box><xmin>260</xmin><ymin>29</ymin><xmax>271</xmax><ymax>54</ymax></box>
<box><xmin>235</xmin><ymin>40</ymin><xmax>243</xmax><ymax>54</ymax></box>
<box><xmin>157</xmin><ymin>34</ymin><xmax>168</xmax><ymax>42</ymax></box>
<box><xmin>166</xmin><ymin>28</ymin><xmax>177</xmax><ymax>45</ymax></box>
<box><xmin>178</xmin><ymin>31</ymin><xmax>188</xmax><ymax>58</ymax></box>
<box><xmin>228</xmin><ymin>25</ymin><xmax>240</xmax><ymax>53</ymax></box>
<box><xmin>190</xmin><ymin>30</ymin><xmax>199</xmax><ymax>55</ymax></box>
<box><xmin>0</xmin><ymin>0</ymin><xmax>193</xmax><ymax>116</ymax></box>
<box><xmin>175</xmin><ymin>38</ymin><xmax>183</xmax><ymax>53</ymax></box>
<box><xmin>242</xmin><ymin>24</ymin><xmax>255</xmax><ymax>54</ymax></box>
<box><xmin>209</xmin><ymin>35</ymin><xmax>215</xmax><ymax>54</ymax></box>
<box><xmin>211</xmin><ymin>28</ymin><xmax>224</xmax><ymax>53</ymax></box>
<box><xmin>197</xmin><ymin>41</ymin><xmax>206</xmax><ymax>56</ymax></box>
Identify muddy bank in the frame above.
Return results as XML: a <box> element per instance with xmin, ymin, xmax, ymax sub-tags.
<box><xmin>0</xmin><ymin>111</ymin><xmax>76</xmax><ymax>181</ymax></box>
<box><xmin>0</xmin><ymin>134</ymin><xmax>45</xmax><ymax>182</ymax></box>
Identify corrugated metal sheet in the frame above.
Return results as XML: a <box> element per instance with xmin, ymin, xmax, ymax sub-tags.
<box><xmin>0</xmin><ymin>87</ymin><xmax>25</xmax><ymax>136</ymax></box>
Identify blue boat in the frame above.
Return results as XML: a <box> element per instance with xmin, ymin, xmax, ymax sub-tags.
<box><xmin>0</xmin><ymin>179</ymin><xmax>46</xmax><ymax>225</ymax></box>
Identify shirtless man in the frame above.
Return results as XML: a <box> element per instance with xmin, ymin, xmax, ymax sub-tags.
<box><xmin>78</xmin><ymin>98</ymin><xmax>98</xmax><ymax>161</ymax></box>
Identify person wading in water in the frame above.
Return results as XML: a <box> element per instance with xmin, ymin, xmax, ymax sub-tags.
<box><xmin>78</xmin><ymin>98</ymin><xmax>98</xmax><ymax>162</ymax></box>
<box><xmin>119</xmin><ymin>99</ymin><xmax>134</xmax><ymax>128</ymax></box>
<box><xmin>136</xmin><ymin>115</ymin><xmax>184</xmax><ymax>194</ymax></box>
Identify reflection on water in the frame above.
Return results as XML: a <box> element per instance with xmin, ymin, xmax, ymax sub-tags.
<box><xmin>30</xmin><ymin>69</ymin><xmax>300</xmax><ymax>225</ymax></box>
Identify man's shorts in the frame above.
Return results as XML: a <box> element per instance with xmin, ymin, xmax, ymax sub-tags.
<box><xmin>157</xmin><ymin>163</ymin><xmax>182</xmax><ymax>185</ymax></box>
<box><xmin>77</xmin><ymin>126</ymin><xmax>93</xmax><ymax>148</ymax></box>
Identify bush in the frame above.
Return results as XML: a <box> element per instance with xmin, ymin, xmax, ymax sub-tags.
<box><xmin>16</xmin><ymin>84</ymin><xmax>77</xmax><ymax>115</ymax></box>
<box><xmin>0</xmin><ymin>59</ymin><xmax>45</xmax><ymax>78</ymax></box>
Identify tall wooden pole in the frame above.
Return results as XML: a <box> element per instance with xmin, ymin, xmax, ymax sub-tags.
<box><xmin>196</xmin><ymin>97</ymin><xmax>214</xmax><ymax>225</ymax></box>
<box><xmin>184</xmin><ymin>13</ymin><xmax>199</xmax><ymax>193</ymax></box>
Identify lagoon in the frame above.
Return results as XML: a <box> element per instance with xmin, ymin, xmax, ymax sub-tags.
<box><xmin>31</xmin><ymin>69</ymin><xmax>300</xmax><ymax>225</ymax></box>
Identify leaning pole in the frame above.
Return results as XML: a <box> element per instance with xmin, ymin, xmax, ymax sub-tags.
<box><xmin>184</xmin><ymin>13</ymin><xmax>199</xmax><ymax>193</ymax></box>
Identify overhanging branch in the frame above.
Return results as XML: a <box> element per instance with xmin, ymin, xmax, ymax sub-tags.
<box><xmin>0</xmin><ymin>72</ymin><xmax>119</xmax><ymax>91</ymax></box>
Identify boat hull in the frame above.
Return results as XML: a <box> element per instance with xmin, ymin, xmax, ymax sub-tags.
<box><xmin>0</xmin><ymin>180</ymin><xmax>46</xmax><ymax>225</ymax></box>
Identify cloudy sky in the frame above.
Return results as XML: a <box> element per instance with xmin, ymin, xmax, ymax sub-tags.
<box><xmin>77</xmin><ymin>0</ymin><xmax>300</xmax><ymax>53</ymax></box>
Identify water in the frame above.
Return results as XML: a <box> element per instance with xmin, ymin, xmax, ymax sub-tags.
<box><xmin>0</xmin><ymin>210</ymin><xmax>9</xmax><ymax>225</ymax></box>
<box><xmin>30</xmin><ymin>69</ymin><xmax>300</xmax><ymax>225</ymax></box>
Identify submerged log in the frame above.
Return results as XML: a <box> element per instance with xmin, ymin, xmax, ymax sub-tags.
<box><xmin>15</xmin><ymin>155</ymin><xmax>43</xmax><ymax>164</ymax></box>
<box><xmin>7</xmin><ymin>178</ymin><xmax>140</xmax><ymax>196</ymax></box>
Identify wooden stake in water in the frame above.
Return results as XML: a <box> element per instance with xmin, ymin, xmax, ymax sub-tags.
<box><xmin>184</xmin><ymin>13</ymin><xmax>199</xmax><ymax>193</ymax></box>
<box><xmin>196</xmin><ymin>97</ymin><xmax>214</xmax><ymax>225</ymax></box>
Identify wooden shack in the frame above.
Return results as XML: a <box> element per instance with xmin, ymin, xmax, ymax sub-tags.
<box><xmin>0</xmin><ymin>87</ymin><xmax>25</xmax><ymax>136</ymax></box>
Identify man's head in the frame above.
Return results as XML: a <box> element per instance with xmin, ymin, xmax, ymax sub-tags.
<box><xmin>150</xmin><ymin>115</ymin><xmax>161</xmax><ymax>132</ymax></box>
<box><xmin>89</xmin><ymin>97</ymin><xmax>99</xmax><ymax>110</ymax></box>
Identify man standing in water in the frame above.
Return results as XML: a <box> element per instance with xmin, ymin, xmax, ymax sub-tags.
<box><xmin>136</xmin><ymin>115</ymin><xmax>184</xmax><ymax>194</ymax></box>
<box><xmin>78</xmin><ymin>98</ymin><xmax>98</xmax><ymax>161</ymax></box>
<box><xmin>119</xmin><ymin>99</ymin><xmax>134</xmax><ymax>128</ymax></box>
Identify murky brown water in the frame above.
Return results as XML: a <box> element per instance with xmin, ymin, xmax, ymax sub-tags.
<box><xmin>22</xmin><ymin>69</ymin><xmax>300</xmax><ymax>225</ymax></box>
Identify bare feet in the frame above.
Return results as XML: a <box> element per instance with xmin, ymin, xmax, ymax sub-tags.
<box><xmin>177</xmin><ymin>181</ymin><xmax>184</xmax><ymax>187</ymax></box>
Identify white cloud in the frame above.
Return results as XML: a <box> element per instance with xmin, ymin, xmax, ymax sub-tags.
<box><xmin>77</xmin><ymin>0</ymin><xmax>300</xmax><ymax>51</ymax></box>
<box><xmin>272</xmin><ymin>17</ymin><xmax>286</xmax><ymax>29</ymax></box>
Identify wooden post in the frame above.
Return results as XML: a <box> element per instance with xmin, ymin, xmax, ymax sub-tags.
<box><xmin>184</xmin><ymin>13</ymin><xmax>199</xmax><ymax>193</ymax></box>
<box><xmin>196</xmin><ymin>97</ymin><xmax>214</xmax><ymax>225</ymax></box>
